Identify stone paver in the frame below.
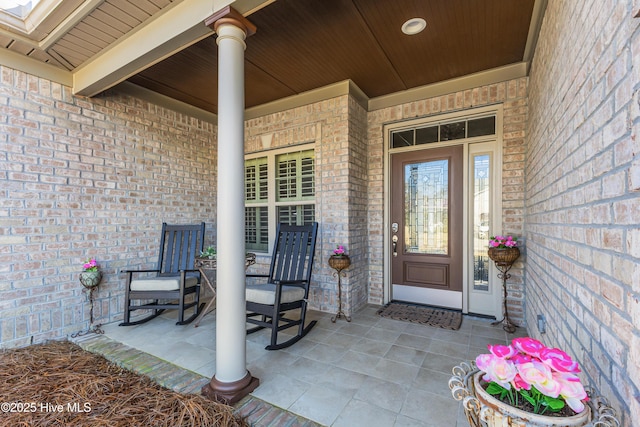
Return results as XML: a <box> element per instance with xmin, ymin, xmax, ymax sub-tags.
<box><xmin>71</xmin><ymin>333</ymin><xmax>321</xmax><ymax>427</ymax></box>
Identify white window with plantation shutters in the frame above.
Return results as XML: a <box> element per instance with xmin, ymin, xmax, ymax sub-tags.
<box><xmin>244</xmin><ymin>145</ymin><xmax>315</xmax><ymax>253</ymax></box>
<box><xmin>245</xmin><ymin>157</ymin><xmax>269</xmax><ymax>251</ymax></box>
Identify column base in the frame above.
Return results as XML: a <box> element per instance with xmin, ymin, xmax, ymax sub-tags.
<box><xmin>201</xmin><ymin>371</ymin><xmax>260</xmax><ymax>405</ymax></box>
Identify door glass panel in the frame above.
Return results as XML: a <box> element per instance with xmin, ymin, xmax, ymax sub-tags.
<box><xmin>473</xmin><ymin>154</ymin><xmax>490</xmax><ymax>291</ymax></box>
<box><xmin>404</xmin><ymin>160</ymin><xmax>448</xmax><ymax>255</ymax></box>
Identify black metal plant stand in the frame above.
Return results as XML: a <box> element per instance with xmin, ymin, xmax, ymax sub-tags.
<box><xmin>71</xmin><ymin>272</ymin><xmax>104</xmax><ymax>337</ymax></box>
<box><xmin>329</xmin><ymin>256</ymin><xmax>351</xmax><ymax>322</ymax></box>
<box><xmin>488</xmin><ymin>247</ymin><xmax>520</xmax><ymax>334</ymax></box>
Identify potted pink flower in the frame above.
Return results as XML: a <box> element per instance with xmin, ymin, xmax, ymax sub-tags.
<box><xmin>83</xmin><ymin>258</ymin><xmax>99</xmax><ymax>272</ymax></box>
<box><xmin>488</xmin><ymin>235</ymin><xmax>520</xmax><ymax>265</ymax></box>
<box><xmin>328</xmin><ymin>245</ymin><xmax>350</xmax><ymax>271</ymax></box>
<box><xmin>489</xmin><ymin>235</ymin><xmax>519</xmax><ymax>248</ymax></box>
<box><xmin>476</xmin><ymin>337</ymin><xmax>588</xmax><ymax>416</ymax></box>
<box><xmin>79</xmin><ymin>257</ymin><xmax>102</xmax><ymax>288</ymax></box>
<box><xmin>451</xmin><ymin>338</ymin><xmax>620</xmax><ymax>426</ymax></box>
<box><xmin>333</xmin><ymin>245</ymin><xmax>347</xmax><ymax>256</ymax></box>
<box><xmin>450</xmin><ymin>337</ymin><xmax>598</xmax><ymax>427</ymax></box>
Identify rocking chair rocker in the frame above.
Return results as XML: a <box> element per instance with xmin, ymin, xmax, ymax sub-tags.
<box><xmin>245</xmin><ymin>222</ymin><xmax>319</xmax><ymax>350</ymax></box>
<box><xmin>120</xmin><ymin>222</ymin><xmax>205</xmax><ymax>326</ymax></box>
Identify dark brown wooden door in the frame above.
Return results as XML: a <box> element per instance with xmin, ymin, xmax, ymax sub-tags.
<box><xmin>391</xmin><ymin>145</ymin><xmax>463</xmax><ymax>308</ymax></box>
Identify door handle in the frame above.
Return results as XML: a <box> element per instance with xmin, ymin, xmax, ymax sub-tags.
<box><xmin>392</xmin><ymin>235</ymin><xmax>398</xmax><ymax>257</ymax></box>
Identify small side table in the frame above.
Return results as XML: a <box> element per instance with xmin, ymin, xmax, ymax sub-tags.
<box><xmin>193</xmin><ymin>253</ymin><xmax>256</xmax><ymax>327</ymax></box>
<box><xmin>328</xmin><ymin>255</ymin><xmax>351</xmax><ymax>322</ymax></box>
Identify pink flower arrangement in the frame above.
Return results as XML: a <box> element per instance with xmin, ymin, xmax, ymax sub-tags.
<box><xmin>82</xmin><ymin>258</ymin><xmax>99</xmax><ymax>272</ymax></box>
<box><xmin>489</xmin><ymin>235</ymin><xmax>518</xmax><ymax>248</ymax></box>
<box><xmin>475</xmin><ymin>337</ymin><xmax>588</xmax><ymax>415</ymax></box>
<box><xmin>333</xmin><ymin>245</ymin><xmax>346</xmax><ymax>256</ymax></box>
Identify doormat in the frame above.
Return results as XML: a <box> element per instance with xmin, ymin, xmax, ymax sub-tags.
<box><xmin>376</xmin><ymin>302</ymin><xmax>462</xmax><ymax>330</ymax></box>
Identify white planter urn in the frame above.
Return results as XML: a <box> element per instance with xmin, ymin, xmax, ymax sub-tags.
<box><xmin>449</xmin><ymin>362</ymin><xmax>620</xmax><ymax>427</ymax></box>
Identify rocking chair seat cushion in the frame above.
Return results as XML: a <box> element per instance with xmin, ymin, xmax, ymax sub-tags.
<box><xmin>246</xmin><ymin>283</ymin><xmax>306</xmax><ymax>305</ymax></box>
<box><xmin>130</xmin><ymin>276</ymin><xmax>198</xmax><ymax>291</ymax></box>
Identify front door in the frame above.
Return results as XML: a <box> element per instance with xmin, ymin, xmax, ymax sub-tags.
<box><xmin>390</xmin><ymin>145</ymin><xmax>463</xmax><ymax>309</ymax></box>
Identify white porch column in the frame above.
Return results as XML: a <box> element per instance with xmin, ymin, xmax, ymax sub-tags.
<box><xmin>202</xmin><ymin>7</ymin><xmax>258</xmax><ymax>404</ymax></box>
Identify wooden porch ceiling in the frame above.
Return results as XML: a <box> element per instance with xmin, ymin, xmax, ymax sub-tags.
<box><xmin>0</xmin><ymin>0</ymin><xmax>540</xmax><ymax>115</ymax></box>
<box><xmin>129</xmin><ymin>0</ymin><xmax>537</xmax><ymax>114</ymax></box>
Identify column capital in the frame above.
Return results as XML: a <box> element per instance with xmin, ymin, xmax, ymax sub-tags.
<box><xmin>205</xmin><ymin>6</ymin><xmax>256</xmax><ymax>37</ymax></box>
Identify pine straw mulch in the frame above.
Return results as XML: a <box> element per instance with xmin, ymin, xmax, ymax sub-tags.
<box><xmin>0</xmin><ymin>340</ymin><xmax>248</xmax><ymax>427</ymax></box>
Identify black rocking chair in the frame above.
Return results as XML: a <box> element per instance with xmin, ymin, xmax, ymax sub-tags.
<box><xmin>245</xmin><ymin>222</ymin><xmax>319</xmax><ymax>350</ymax></box>
<box><xmin>120</xmin><ymin>222</ymin><xmax>205</xmax><ymax>326</ymax></box>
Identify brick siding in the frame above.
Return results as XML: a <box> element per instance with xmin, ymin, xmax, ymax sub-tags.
<box><xmin>526</xmin><ymin>1</ymin><xmax>640</xmax><ymax>424</ymax></box>
<box><xmin>0</xmin><ymin>64</ymin><xmax>538</xmax><ymax>361</ymax></box>
<box><xmin>244</xmin><ymin>95</ymin><xmax>369</xmax><ymax>314</ymax></box>
<box><xmin>1</xmin><ymin>70</ymin><xmax>372</xmax><ymax>347</ymax></box>
<box><xmin>0</xmin><ymin>67</ymin><xmax>217</xmax><ymax>348</ymax></box>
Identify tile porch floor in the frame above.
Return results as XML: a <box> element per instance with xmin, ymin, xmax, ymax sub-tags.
<box><xmin>100</xmin><ymin>304</ymin><xmax>528</xmax><ymax>427</ymax></box>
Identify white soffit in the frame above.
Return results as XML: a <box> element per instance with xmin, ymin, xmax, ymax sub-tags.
<box><xmin>73</xmin><ymin>0</ymin><xmax>272</xmax><ymax>97</ymax></box>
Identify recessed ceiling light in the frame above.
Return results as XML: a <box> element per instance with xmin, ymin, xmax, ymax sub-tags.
<box><xmin>401</xmin><ymin>18</ymin><xmax>426</xmax><ymax>35</ymax></box>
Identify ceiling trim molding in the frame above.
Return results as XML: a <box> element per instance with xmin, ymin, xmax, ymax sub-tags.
<box><xmin>115</xmin><ymin>78</ymin><xmax>366</xmax><ymax>123</ymax></box>
<box><xmin>115</xmin><ymin>81</ymin><xmax>217</xmax><ymax>124</ymax></box>
<box><xmin>367</xmin><ymin>62</ymin><xmax>528</xmax><ymax>112</ymax></box>
<box><xmin>349</xmin><ymin>80</ymin><xmax>369</xmax><ymax>111</ymax></box>
<box><xmin>245</xmin><ymin>80</ymin><xmax>368</xmax><ymax>120</ymax></box>
<box><xmin>244</xmin><ymin>62</ymin><xmax>528</xmax><ymax>120</ymax></box>
<box><xmin>523</xmin><ymin>0</ymin><xmax>548</xmax><ymax>73</ymax></box>
<box><xmin>0</xmin><ymin>46</ymin><xmax>72</xmax><ymax>86</ymax></box>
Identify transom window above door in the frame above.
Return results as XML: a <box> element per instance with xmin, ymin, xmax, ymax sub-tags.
<box><xmin>391</xmin><ymin>115</ymin><xmax>496</xmax><ymax>148</ymax></box>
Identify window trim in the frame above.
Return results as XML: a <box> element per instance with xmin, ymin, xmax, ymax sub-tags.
<box><xmin>245</xmin><ymin>143</ymin><xmax>316</xmax><ymax>253</ymax></box>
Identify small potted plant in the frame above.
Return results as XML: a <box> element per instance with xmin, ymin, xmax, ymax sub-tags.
<box><xmin>199</xmin><ymin>246</ymin><xmax>217</xmax><ymax>259</ymax></box>
<box><xmin>79</xmin><ymin>258</ymin><xmax>102</xmax><ymax>288</ymax></box>
<box><xmin>488</xmin><ymin>235</ymin><xmax>520</xmax><ymax>265</ymax></box>
<box><xmin>328</xmin><ymin>245</ymin><xmax>350</xmax><ymax>270</ymax></box>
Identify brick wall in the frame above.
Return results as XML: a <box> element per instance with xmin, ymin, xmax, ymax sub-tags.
<box><xmin>0</xmin><ymin>63</ymin><xmax>530</xmax><ymax>349</ymax></box>
<box><xmin>526</xmin><ymin>1</ymin><xmax>639</xmax><ymax>424</ymax></box>
<box><xmin>244</xmin><ymin>94</ymin><xmax>370</xmax><ymax>315</ymax></box>
<box><xmin>366</xmin><ymin>78</ymin><xmax>528</xmax><ymax>324</ymax></box>
<box><xmin>0</xmin><ymin>63</ymin><xmax>372</xmax><ymax>347</ymax></box>
<box><xmin>0</xmin><ymin>66</ymin><xmax>217</xmax><ymax>348</ymax></box>
<box><xmin>345</xmin><ymin>95</ymin><xmax>369</xmax><ymax>313</ymax></box>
